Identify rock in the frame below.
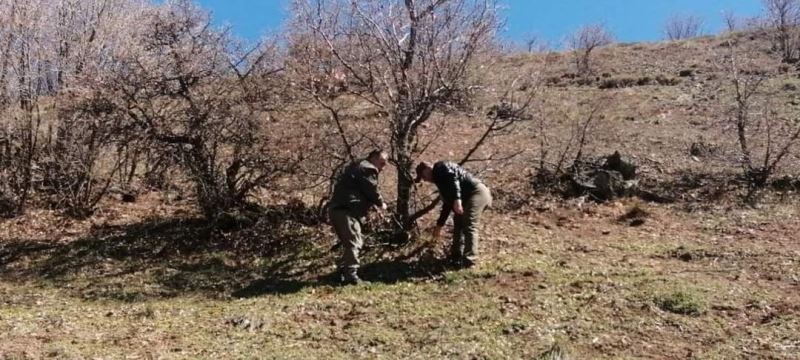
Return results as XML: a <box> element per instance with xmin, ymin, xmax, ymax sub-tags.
<box><xmin>690</xmin><ymin>141</ymin><xmax>717</xmax><ymax>157</ymax></box>
<box><xmin>629</xmin><ymin>218</ymin><xmax>646</xmax><ymax>227</ymax></box>
<box><xmin>603</xmin><ymin>151</ymin><xmax>637</xmax><ymax>180</ymax></box>
<box><xmin>226</xmin><ymin>317</ymin><xmax>266</xmax><ymax>331</ymax></box>
<box><xmin>571</xmin><ymin>169</ymin><xmax>626</xmax><ymax>201</ymax></box>
<box><xmin>108</xmin><ymin>187</ymin><xmax>137</xmax><ymax>203</ymax></box>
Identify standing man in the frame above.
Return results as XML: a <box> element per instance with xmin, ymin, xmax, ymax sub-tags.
<box><xmin>329</xmin><ymin>150</ymin><xmax>389</xmax><ymax>285</ymax></box>
<box><xmin>414</xmin><ymin>161</ymin><xmax>492</xmax><ymax>268</ymax></box>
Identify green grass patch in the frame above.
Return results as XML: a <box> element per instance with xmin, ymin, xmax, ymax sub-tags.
<box><xmin>654</xmin><ymin>290</ymin><xmax>705</xmax><ymax>316</ymax></box>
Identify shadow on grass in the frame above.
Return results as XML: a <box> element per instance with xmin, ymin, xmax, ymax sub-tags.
<box><xmin>359</xmin><ymin>243</ymin><xmax>450</xmax><ymax>284</ymax></box>
<box><xmin>0</xmin><ymin>205</ymin><xmax>328</xmax><ymax>301</ymax></box>
<box><xmin>231</xmin><ymin>241</ymin><xmax>450</xmax><ymax>298</ymax></box>
<box><xmin>0</xmin><ymin>205</ymin><xmax>449</xmax><ymax>301</ymax></box>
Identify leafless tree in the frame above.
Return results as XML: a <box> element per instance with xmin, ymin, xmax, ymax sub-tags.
<box><xmin>762</xmin><ymin>0</ymin><xmax>800</xmax><ymax>62</ymax></box>
<box><xmin>532</xmin><ymin>93</ymin><xmax>611</xmax><ymax>186</ymax></box>
<box><xmin>722</xmin><ymin>10</ymin><xmax>741</xmax><ymax>33</ymax></box>
<box><xmin>289</xmin><ymin>0</ymin><xmax>504</xmax><ymax>233</ymax></box>
<box><xmin>101</xmin><ymin>0</ymin><xmax>295</xmax><ymax>220</ymax></box>
<box><xmin>0</xmin><ymin>0</ymin><xmax>149</xmax><ymax>105</ymax></box>
<box><xmin>568</xmin><ymin>24</ymin><xmax>614</xmax><ymax>77</ymax></box>
<box><xmin>664</xmin><ymin>14</ymin><xmax>704</xmax><ymax>40</ymax></box>
<box><xmin>0</xmin><ymin>0</ymin><xmax>153</xmax><ymax>218</ymax></box>
<box><xmin>38</xmin><ymin>92</ymin><xmax>124</xmax><ymax>217</ymax></box>
<box><xmin>719</xmin><ymin>43</ymin><xmax>800</xmax><ymax>198</ymax></box>
<box><xmin>0</xmin><ymin>105</ymin><xmax>42</xmax><ymax>217</ymax></box>
<box><xmin>524</xmin><ymin>33</ymin><xmax>548</xmax><ymax>53</ymax></box>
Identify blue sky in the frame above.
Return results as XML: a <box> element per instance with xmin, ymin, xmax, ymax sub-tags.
<box><xmin>196</xmin><ymin>0</ymin><xmax>764</xmax><ymax>45</ymax></box>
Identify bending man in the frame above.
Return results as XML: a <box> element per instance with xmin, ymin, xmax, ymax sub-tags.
<box><xmin>415</xmin><ymin>161</ymin><xmax>492</xmax><ymax>268</ymax></box>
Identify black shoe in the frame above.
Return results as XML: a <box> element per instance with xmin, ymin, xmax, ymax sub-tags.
<box><xmin>340</xmin><ymin>273</ymin><xmax>368</xmax><ymax>286</ymax></box>
<box><xmin>447</xmin><ymin>255</ymin><xmax>465</xmax><ymax>269</ymax></box>
<box><xmin>447</xmin><ymin>255</ymin><xmax>476</xmax><ymax>269</ymax></box>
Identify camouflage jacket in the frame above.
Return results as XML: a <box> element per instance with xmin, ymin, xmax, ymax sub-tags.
<box><xmin>329</xmin><ymin>159</ymin><xmax>385</xmax><ymax>219</ymax></box>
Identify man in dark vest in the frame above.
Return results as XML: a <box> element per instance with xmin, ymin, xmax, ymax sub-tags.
<box><xmin>415</xmin><ymin>161</ymin><xmax>492</xmax><ymax>268</ymax></box>
<box><xmin>329</xmin><ymin>150</ymin><xmax>388</xmax><ymax>284</ymax></box>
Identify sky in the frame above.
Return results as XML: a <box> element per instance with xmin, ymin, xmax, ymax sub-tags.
<box><xmin>196</xmin><ymin>0</ymin><xmax>764</xmax><ymax>46</ymax></box>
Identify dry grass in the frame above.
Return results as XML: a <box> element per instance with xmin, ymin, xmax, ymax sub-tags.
<box><xmin>1</xmin><ymin>198</ymin><xmax>798</xmax><ymax>359</ymax></box>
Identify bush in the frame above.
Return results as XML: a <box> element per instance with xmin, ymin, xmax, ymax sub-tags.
<box><xmin>568</xmin><ymin>24</ymin><xmax>614</xmax><ymax>76</ymax></box>
<box><xmin>598</xmin><ymin>77</ymin><xmax>636</xmax><ymax>89</ymax></box>
<box><xmin>654</xmin><ymin>75</ymin><xmax>681</xmax><ymax>86</ymax></box>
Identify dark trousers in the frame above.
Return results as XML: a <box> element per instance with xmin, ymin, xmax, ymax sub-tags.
<box><xmin>330</xmin><ymin>208</ymin><xmax>363</xmax><ymax>276</ymax></box>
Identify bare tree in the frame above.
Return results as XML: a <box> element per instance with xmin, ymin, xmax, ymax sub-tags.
<box><xmin>289</xmin><ymin>0</ymin><xmax>502</xmax><ymax>234</ymax></box>
<box><xmin>0</xmin><ymin>104</ymin><xmax>42</xmax><ymax>217</ymax></box>
<box><xmin>523</xmin><ymin>33</ymin><xmax>548</xmax><ymax>53</ymax></box>
<box><xmin>762</xmin><ymin>0</ymin><xmax>800</xmax><ymax>62</ymax></box>
<box><xmin>568</xmin><ymin>24</ymin><xmax>614</xmax><ymax>77</ymax></box>
<box><xmin>0</xmin><ymin>0</ymin><xmax>152</xmax><ymax>217</ymax></box>
<box><xmin>719</xmin><ymin>43</ymin><xmax>800</xmax><ymax>198</ymax></box>
<box><xmin>664</xmin><ymin>14</ymin><xmax>705</xmax><ymax>40</ymax></box>
<box><xmin>38</xmin><ymin>93</ymin><xmax>124</xmax><ymax>217</ymax></box>
<box><xmin>722</xmin><ymin>10</ymin><xmax>741</xmax><ymax>33</ymax></box>
<box><xmin>103</xmin><ymin>0</ymin><xmax>294</xmax><ymax>221</ymax></box>
<box><xmin>532</xmin><ymin>94</ymin><xmax>611</xmax><ymax>186</ymax></box>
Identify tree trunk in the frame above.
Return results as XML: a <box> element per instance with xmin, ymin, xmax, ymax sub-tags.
<box><xmin>392</xmin><ymin>125</ymin><xmax>416</xmax><ymax>243</ymax></box>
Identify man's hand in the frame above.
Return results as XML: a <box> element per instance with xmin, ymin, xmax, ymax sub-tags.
<box><xmin>374</xmin><ymin>203</ymin><xmax>388</xmax><ymax>220</ymax></box>
<box><xmin>453</xmin><ymin>200</ymin><xmax>464</xmax><ymax>215</ymax></box>
<box><xmin>432</xmin><ymin>225</ymin><xmax>443</xmax><ymax>240</ymax></box>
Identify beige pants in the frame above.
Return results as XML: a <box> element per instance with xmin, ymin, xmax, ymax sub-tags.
<box><xmin>451</xmin><ymin>183</ymin><xmax>492</xmax><ymax>261</ymax></box>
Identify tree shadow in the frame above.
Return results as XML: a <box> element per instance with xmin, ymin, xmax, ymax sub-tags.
<box><xmin>230</xmin><ymin>239</ymin><xmax>451</xmax><ymax>298</ymax></box>
<box><xmin>358</xmin><ymin>242</ymin><xmax>450</xmax><ymax>284</ymax></box>
<box><xmin>1</xmin><ymin>204</ymin><xmax>450</xmax><ymax>301</ymax></box>
<box><xmin>0</xmin><ymin>204</ymin><xmax>333</xmax><ymax>301</ymax></box>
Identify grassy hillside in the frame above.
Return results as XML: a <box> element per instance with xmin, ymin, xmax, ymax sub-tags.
<box><xmin>2</xmin><ymin>31</ymin><xmax>800</xmax><ymax>359</ymax></box>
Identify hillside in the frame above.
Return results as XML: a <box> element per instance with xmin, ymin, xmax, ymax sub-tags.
<box><xmin>2</xmin><ymin>29</ymin><xmax>800</xmax><ymax>359</ymax></box>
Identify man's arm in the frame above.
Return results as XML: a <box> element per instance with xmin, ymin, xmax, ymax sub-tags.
<box><xmin>436</xmin><ymin>201</ymin><xmax>452</xmax><ymax>227</ymax></box>
<box><xmin>357</xmin><ymin>166</ymin><xmax>385</xmax><ymax>207</ymax></box>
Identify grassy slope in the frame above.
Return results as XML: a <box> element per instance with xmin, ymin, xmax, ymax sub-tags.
<box><xmin>1</xmin><ymin>199</ymin><xmax>798</xmax><ymax>359</ymax></box>
<box><xmin>2</xmin><ymin>33</ymin><xmax>800</xmax><ymax>359</ymax></box>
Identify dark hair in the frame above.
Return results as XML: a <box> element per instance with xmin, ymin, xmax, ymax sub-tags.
<box><xmin>367</xmin><ymin>149</ymin><xmax>387</xmax><ymax>160</ymax></box>
<box><xmin>414</xmin><ymin>161</ymin><xmax>432</xmax><ymax>183</ymax></box>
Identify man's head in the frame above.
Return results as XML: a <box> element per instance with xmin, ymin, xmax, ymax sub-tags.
<box><xmin>414</xmin><ymin>161</ymin><xmax>434</xmax><ymax>183</ymax></box>
<box><xmin>367</xmin><ymin>149</ymin><xmax>389</xmax><ymax>171</ymax></box>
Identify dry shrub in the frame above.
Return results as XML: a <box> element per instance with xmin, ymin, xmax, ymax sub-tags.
<box><xmin>99</xmin><ymin>0</ymin><xmax>296</xmax><ymax>221</ymax></box>
<box><xmin>0</xmin><ymin>108</ymin><xmax>41</xmax><ymax>217</ymax></box>
<box><xmin>664</xmin><ymin>14</ymin><xmax>705</xmax><ymax>41</ymax></box>
<box><xmin>568</xmin><ymin>24</ymin><xmax>614</xmax><ymax>77</ymax></box>
<box><xmin>718</xmin><ymin>44</ymin><xmax>800</xmax><ymax>198</ymax></box>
